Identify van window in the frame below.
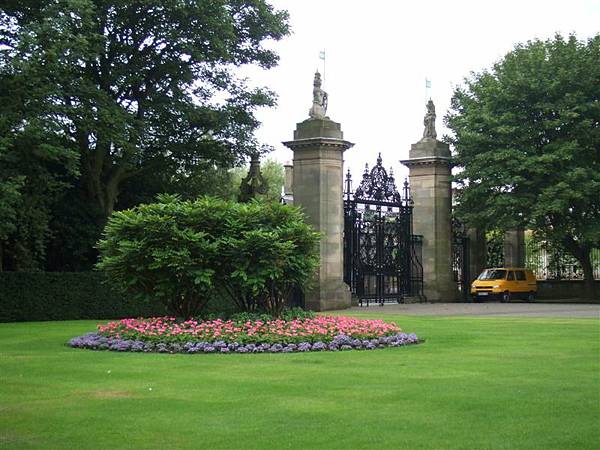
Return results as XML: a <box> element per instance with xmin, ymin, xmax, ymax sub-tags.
<box><xmin>477</xmin><ymin>269</ymin><xmax>506</xmax><ymax>280</ymax></box>
<box><xmin>516</xmin><ymin>271</ymin><xmax>526</xmax><ymax>281</ymax></box>
<box><xmin>507</xmin><ymin>271</ymin><xmax>515</xmax><ymax>281</ymax></box>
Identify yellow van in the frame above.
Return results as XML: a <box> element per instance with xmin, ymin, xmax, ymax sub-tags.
<box><xmin>471</xmin><ymin>268</ymin><xmax>537</xmax><ymax>302</ymax></box>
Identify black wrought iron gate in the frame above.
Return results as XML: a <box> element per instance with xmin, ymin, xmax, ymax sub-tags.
<box><xmin>343</xmin><ymin>154</ymin><xmax>423</xmax><ymax>306</ymax></box>
<box><xmin>452</xmin><ymin>218</ymin><xmax>471</xmax><ymax>301</ymax></box>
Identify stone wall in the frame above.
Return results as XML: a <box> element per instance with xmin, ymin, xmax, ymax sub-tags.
<box><xmin>537</xmin><ymin>280</ymin><xmax>600</xmax><ymax>300</ymax></box>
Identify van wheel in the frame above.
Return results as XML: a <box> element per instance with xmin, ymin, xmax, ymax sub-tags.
<box><xmin>501</xmin><ymin>291</ymin><xmax>510</xmax><ymax>303</ymax></box>
<box><xmin>527</xmin><ymin>291</ymin><xmax>535</xmax><ymax>302</ymax></box>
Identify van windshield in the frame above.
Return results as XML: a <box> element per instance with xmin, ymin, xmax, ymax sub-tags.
<box><xmin>478</xmin><ymin>269</ymin><xmax>506</xmax><ymax>280</ymax></box>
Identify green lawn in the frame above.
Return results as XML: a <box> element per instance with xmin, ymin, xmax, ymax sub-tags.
<box><xmin>1</xmin><ymin>313</ymin><xmax>598</xmax><ymax>450</ymax></box>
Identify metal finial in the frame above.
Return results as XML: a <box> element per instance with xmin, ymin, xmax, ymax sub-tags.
<box><xmin>403</xmin><ymin>177</ymin><xmax>410</xmax><ymax>202</ymax></box>
<box><xmin>344</xmin><ymin>167</ymin><xmax>353</xmax><ymax>197</ymax></box>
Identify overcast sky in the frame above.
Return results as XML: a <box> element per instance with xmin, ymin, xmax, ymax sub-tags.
<box><xmin>241</xmin><ymin>0</ymin><xmax>599</xmax><ymax>183</ymax></box>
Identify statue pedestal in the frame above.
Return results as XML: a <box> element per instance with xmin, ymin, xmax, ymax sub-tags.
<box><xmin>283</xmin><ymin>118</ymin><xmax>354</xmax><ymax>311</ymax></box>
<box><xmin>402</xmin><ymin>138</ymin><xmax>457</xmax><ymax>301</ymax></box>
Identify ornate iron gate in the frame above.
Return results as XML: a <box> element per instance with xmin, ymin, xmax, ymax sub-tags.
<box><xmin>452</xmin><ymin>218</ymin><xmax>471</xmax><ymax>301</ymax></box>
<box><xmin>343</xmin><ymin>154</ymin><xmax>423</xmax><ymax>306</ymax></box>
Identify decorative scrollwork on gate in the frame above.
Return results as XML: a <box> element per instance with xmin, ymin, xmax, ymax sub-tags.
<box><xmin>343</xmin><ymin>154</ymin><xmax>423</xmax><ymax>306</ymax></box>
<box><xmin>354</xmin><ymin>153</ymin><xmax>405</xmax><ymax>204</ymax></box>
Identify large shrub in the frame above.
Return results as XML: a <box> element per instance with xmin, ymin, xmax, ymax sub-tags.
<box><xmin>96</xmin><ymin>195</ymin><xmax>319</xmax><ymax>317</ymax></box>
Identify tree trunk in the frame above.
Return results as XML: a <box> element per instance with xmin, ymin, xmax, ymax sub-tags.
<box><xmin>578</xmin><ymin>255</ymin><xmax>596</xmax><ymax>300</ymax></box>
<box><xmin>562</xmin><ymin>238</ymin><xmax>596</xmax><ymax>299</ymax></box>
<box><xmin>81</xmin><ymin>160</ymin><xmax>126</xmax><ymax>220</ymax></box>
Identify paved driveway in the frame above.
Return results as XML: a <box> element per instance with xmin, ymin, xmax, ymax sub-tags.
<box><xmin>348</xmin><ymin>302</ymin><xmax>600</xmax><ymax>318</ymax></box>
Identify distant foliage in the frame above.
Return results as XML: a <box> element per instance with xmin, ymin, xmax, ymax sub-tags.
<box><xmin>229</xmin><ymin>158</ymin><xmax>285</xmax><ymax>202</ymax></box>
<box><xmin>97</xmin><ymin>196</ymin><xmax>319</xmax><ymax>317</ymax></box>
<box><xmin>486</xmin><ymin>230</ymin><xmax>505</xmax><ymax>268</ymax></box>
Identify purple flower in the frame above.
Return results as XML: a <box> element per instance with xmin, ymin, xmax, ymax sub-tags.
<box><xmin>194</xmin><ymin>342</ymin><xmax>207</xmax><ymax>351</ymax></box>
<box><xmin>213</xmin><ymin>341</ymin><xmax>227</xmax><ymax>350</ymax></box>
<box><xmin>157</xmin><ymin>343</ymin><xmax>169</xmax><ymax>353</ymax></box>
<box><xmin>312</xmin><ymin>342</ymin><xmax>326</xmax><ymax>351</ymax></box>
<box><xmin>169</xmin><ymin>343</ymin><xmax>182</xmax><ymax>353</ymax></box>
<box><xmin>270</xmin><ymin>344</ymin><xmax>283</xmax><ymax>353</ymax></box>
<box><xmin>131</xmin><ymin>341</ymin><xmax>145</xmax><ymax>352</ymax></box>
<box><xmin>333</xmin><ymin>335</ymin><xmax>353</xmax><ymax>346</ymax></box>
<box><xmin>184</xmin><ymin>342</ymin><xmax>196</xmax><ymax>351</ymax></box>
<box><xmin>66</xmin><ymin>326</ymin><xmax>420</xmax><ymax>355</ymax></box>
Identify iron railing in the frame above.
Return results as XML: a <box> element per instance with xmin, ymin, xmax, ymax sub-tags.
<box><xmin>525</xmin><ymin>240</ymin><xmax>600</xmax><ymax>280</ymax></box>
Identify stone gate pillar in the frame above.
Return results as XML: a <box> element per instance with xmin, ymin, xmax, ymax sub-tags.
<box><xmin>282</xmin><ymin>71</ymin><xmax>354</xmax><ymax>311</ymax></box>
<box><xmin>503</xmin><ymin>229</ymin><xmax>525</xmax><ymax>267</ymax></box>
<box><xmin>401</xmin><ymin>100</ymin><xmax>456</xmax><ymax>301</ymax></box>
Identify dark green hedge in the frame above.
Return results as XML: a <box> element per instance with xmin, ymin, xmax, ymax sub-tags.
<box><xmin>0</xmin><ymin>272</ymin><xmax>234</xmax><ymax>322</ymax></box>
<box><xmin>0</xmin><ymin>272</ymin><xmax>168</xmax><ymax>322</ymax></box>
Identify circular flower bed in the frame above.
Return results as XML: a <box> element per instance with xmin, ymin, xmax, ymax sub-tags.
<box><xmin>68</xmin><ymin>316</ymin><xmax>419</xmax><ymax>354</ymax></box>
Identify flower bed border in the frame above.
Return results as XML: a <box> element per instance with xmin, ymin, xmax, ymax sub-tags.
<box><xmin>68</xmin><ymin>332</ymin><xmax>420</xmax><ymax>354</ymax></box>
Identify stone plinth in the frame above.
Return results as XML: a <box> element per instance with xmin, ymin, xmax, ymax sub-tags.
<box><xmin>401</xmin><ymin>138</ymin><xmax>456</xmax><ymax>301</ymax></box>
<box><xmin>503</xmin><ymin>229</ymin><xmax>525</xmax><ymax>267</ymax></box>
<box><xmin>283</xmin><ymin>118</ymin><xmax>354</xmax><ymax>311</ymax></box>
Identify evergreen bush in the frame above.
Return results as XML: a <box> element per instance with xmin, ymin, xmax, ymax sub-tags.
<box><xmin>97</xmin><ymin>195</ymin><xmax>319</xmax><ymax>317</ymax></box>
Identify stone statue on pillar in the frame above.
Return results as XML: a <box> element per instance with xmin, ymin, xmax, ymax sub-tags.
<box><xmin>308</xmin><ymin>71</ymin><xmax>328</xmax><ymax>119</ymax></box>
<box><xmin>423</xmin><ymin>99</ymin><xmax>437</xmax><ymax>140</ymax></box>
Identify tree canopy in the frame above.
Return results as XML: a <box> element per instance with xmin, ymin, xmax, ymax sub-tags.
<box><xmin>446</xmin><ymin>34</ymin><xmax>600</xmax><ymax>294</ymax></box>
<box><xmin>0</xmin><ymin>0</ymin><xmax>289</xmax><ymax>270</ymax></box>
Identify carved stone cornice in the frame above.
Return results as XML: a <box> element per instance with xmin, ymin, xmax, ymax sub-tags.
<box><xmin>282</xmin><ymin>137</ymin><xmax>354</xmax><ymax>151</ymax></box>
<box><xmin>400</xmin><ymin>156</ymin><xmax>452</xmax><ymax>168</ymax></box>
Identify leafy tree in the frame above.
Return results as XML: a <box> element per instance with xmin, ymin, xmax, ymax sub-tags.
<box><xmin>446</xmin><ymin>34</ymin><xmax>600</xmax><ymax>297</ymax></box>
<box><xmin>0</xmin><ymin>177</ymin><xmax>22</xmax><ymax>271</ymax></box>
<box><xmin>0</xmin><ymin>63</ymin><xmax>79</xmax><ymax>270</ymax></box>
<box><xmin>1</xmin><ymin>0</ymin><xmax>289</xmax><ymax>269</ymax></box>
